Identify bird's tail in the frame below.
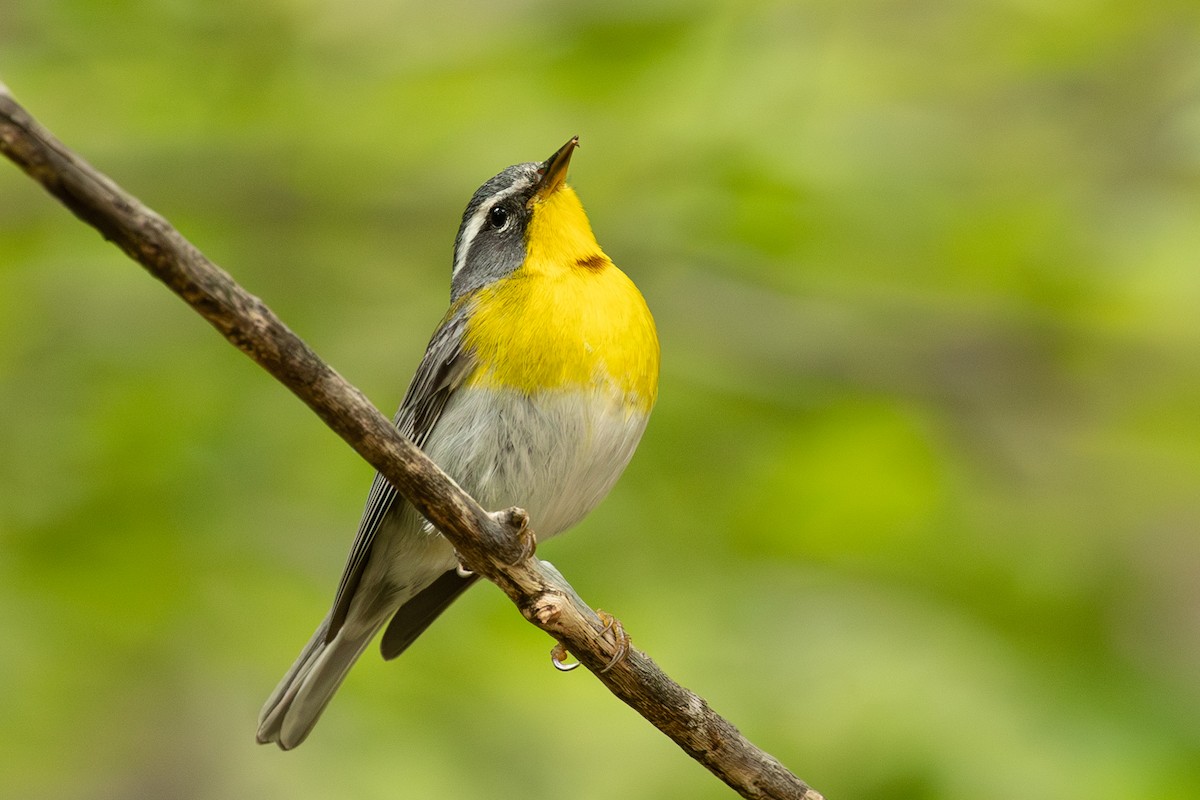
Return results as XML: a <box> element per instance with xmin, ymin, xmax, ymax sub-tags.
<box><xmin>256</xmin><ymin>613</ymin><xmax>386</xmax><ymax>750</ymax></box>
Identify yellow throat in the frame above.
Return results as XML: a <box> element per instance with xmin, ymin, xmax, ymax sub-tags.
<box><xmin>462</xmin><ymin>184</ymin><xmax>659</xmax><ymax>412</ymax></box>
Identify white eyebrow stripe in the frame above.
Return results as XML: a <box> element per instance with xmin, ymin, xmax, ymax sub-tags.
<box><xmin>452</xmin><ymin>210</ymin><xmax>488</xmax><ymax>278</ymax></box>
<box><xmin>451</xmin><ymin>180</ymin><xmax>532</xmax><ymax>278</ymax></box>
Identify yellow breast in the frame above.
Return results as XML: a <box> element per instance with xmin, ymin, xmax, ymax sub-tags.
<box><xmin>461</xmin><ymin>186</ymin><xmax>658</xmax><ymax>412</ymax></box>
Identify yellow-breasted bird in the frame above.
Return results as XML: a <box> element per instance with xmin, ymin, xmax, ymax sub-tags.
<box><xmin>257</xmin><ymin>137</ymin><xmax>659</xmax><ymax>749</ymax></box>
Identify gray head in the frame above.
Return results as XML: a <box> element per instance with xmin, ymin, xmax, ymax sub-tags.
<box><xmin>450</xmin><ymin>137</ymin><xmax>578</xmax><ymax>301</ymax></box>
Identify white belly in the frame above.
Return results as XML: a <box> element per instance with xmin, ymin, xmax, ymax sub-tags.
<box><xmin>372</xmin><ymin>385</ymin><xmax>650</xmax><ymax>592</ymax></box>
<box><xmin>426</xmin><ymin>385</ymin><xmax>649</xmax><ymax>537</ymax></box>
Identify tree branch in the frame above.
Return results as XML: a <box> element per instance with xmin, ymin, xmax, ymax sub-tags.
<box><xmin>0</xmin><ymin>82</ymin><xmax>823</xmax><ymax>800</ymax></box>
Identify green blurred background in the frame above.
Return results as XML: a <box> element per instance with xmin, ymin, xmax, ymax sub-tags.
<box><xmin>2</xmin><ymin>1</ymin><xmax>1199</xmax><ymax>798</ymax></box>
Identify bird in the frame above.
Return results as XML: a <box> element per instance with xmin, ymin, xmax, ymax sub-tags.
<box><xmin>257</xmin><ymin>137</ymin><xmax>659</xmax><ymax>750</ymax></box>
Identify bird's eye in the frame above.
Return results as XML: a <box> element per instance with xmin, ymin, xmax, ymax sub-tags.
<box><xmin>488</xmin><ymin>206</ymin><xmax>509</xmax><ymax>230</ymax></box>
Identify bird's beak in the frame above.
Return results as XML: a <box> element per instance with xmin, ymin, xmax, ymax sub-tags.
<box><xmin>532</xmin><ymin>136</ymin><xmax>579</xmax><ymax>202</ymax></box>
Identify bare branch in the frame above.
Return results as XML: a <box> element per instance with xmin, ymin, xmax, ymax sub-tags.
<box><xmin>0</xmin><ymin>84</ymin><xmax>823</xmax><ymax>800</ymax></box>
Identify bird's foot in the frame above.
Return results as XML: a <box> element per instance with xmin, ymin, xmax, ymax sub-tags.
<box><xmin>550</xmin><ymin>641</ymin><xmax>579</xmax><ymax>672</ymax></box>
<box><xmin>513</xmin><ymin>523</ymin><xmax>537</xmax><ymax>564</ymax></box>
<box><xmin>548</xmin><ymin>611</ymin><xmax>630</xmax><ymax>674</ymax></box>
<box><xmin>489</xmin><ymin>507</ymin><xmax>536</xmax><ymax>564</ymax></box>
<box><xmin>596</xmin><ymin>610</ymin><xmax>630</xmax><ymax>673</ymax></box>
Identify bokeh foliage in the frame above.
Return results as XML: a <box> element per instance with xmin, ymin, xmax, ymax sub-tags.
<box><xmin>2</xmin><ymin>1</ymin><xmax>1199</xmax><ymax>798</ymax></box>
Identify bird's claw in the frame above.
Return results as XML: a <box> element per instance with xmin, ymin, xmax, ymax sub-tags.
<box><xmin>596</xmin><ymin>610</ymin><xmax>630</xmax><ymax>673</ymax></box>
<box><xmin>550</xmin><ymin>642</ymin><xmax>579</xmax><ymax>672</ymax></box>
<box><xmin>512</xmin><ymin>520</ymin><xmax>537</xmax><ymax>564</ymax></box>
<box><xmin>548</xmin><ymin>612</ymin><xmax>631</xmax><ymax>674</ymax></box>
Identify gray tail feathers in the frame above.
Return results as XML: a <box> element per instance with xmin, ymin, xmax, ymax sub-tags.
<box><xmin>256</xmin><ymin>614</ymin><xmax>385</xmax><ymax>750</ymax></box>
<box><xmin>257</xmin><ymin>570</ymin><xmax>480</xmax><ymax>749</ymax></box>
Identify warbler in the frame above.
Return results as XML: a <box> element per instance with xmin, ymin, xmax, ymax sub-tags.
<box><xmin>257</xmin><ymin>137</ymin><xmax>659</xmax><ymax>749</ymax></box>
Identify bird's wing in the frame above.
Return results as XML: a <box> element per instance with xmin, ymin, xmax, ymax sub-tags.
<box><xmin>325</xmin><ymin>307</ymin><xmax>476</xmax><ymax>639</ymax></box>
<box><xmin>379</xmin><ymin>570</ymin><xmax>480</xmax><ymax>660</ymax></box>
